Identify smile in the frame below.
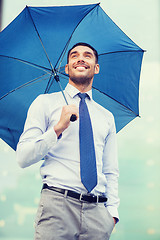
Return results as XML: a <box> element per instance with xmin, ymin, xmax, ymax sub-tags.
<box><xmin>74</xmin><ymin>64</ymin><xmax>89</xmax><ymax>70</ymax></box>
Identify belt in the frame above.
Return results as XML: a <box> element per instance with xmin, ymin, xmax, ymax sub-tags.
<box><xmin>42</xmin><ymin>184</ymin><xmax>107</xmax><ymax>203</ymax></box>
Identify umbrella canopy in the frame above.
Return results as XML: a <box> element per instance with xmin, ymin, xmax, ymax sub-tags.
<box><xmin>0</xmin><ymin>3</ymin><xmax>144</xmax><ymax>150</ymax></box>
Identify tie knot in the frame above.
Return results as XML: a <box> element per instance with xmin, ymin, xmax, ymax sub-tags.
<box><xmin>78</xmin><ymin>93</ymin><xmax>89</xmax><ymax>100</ymax></box>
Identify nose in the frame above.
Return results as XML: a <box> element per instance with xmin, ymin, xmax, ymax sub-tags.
<box><xmin>77</xmin><ymin>53</ymin><xmax>85</xmax><ymax>62</ymax></box>
<box><xmin>77</xmin><ymin>59</ymin><xmax>85</xmax><ymax>64</ymax></box>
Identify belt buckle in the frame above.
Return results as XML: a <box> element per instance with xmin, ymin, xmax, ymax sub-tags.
<box><xmin>64</xmin><ymin>190</ymin><xmax>68</xmax><ymax>198</ymax></box>
<box><xmin>79</xmin><ymin>193</ymin><xmax>83</xmax><ymax>201</ymax></box>
<box><xmin>79</xmin><ymin>193</ymin><xmax>98</xmax><ymax>203</ymax></box>
<box><xmin>96</xmin><ymin>195</ymin><xmax>99</xmax><ymax>203</ymax></box>
<box><xmin>91</xmin><ymin>194</ymin><xmax>98</xmax><ymax>203</ymax></box>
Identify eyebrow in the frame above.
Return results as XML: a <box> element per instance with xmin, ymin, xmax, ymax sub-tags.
<box><xmin>84</xmin><ymin>51</ymin><xmax>94</xmax><ymax>56</ymax></box>
<box><xmin>70</xmin><ymin>51</ymin><xmax>78</xmax><ymax>56</ymax></box>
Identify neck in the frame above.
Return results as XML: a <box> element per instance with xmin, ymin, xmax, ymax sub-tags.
<box><xmin>69</xmin><ymin>79</ymin><xmax>92</xmax><ymax>93</ymax></box>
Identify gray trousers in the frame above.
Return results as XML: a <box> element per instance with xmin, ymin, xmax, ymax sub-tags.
<box><xmin>34</xmin><ymin>188</ymin><xmax>114</xmax><ymax>240</ymax></box>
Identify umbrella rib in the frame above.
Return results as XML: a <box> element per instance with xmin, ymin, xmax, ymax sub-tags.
<box><xmin>43</xmin><ymin>70</ymin><xmax>140</xmax><ymax>117</ymax></box>
<box><xmin>59</xmin><ymin>73</ymin><xmax>69</xmax><ymax>79</ymax></box>
<box><xmin>92</xmin><ymin>86</ymin><xmax>140</xmax><ymax>117</ymax></box>
<box><xmin>26</xmin><ymin>6</ymin><xmax>56</xmax><ymax>75</ymax></box>
<box><xmin>0</xmin><ymin>73</ymin><xmax>49</xmax><ymax>101</ymax></box>
<box><xmin>55</xmin><ymin>3</ymin><xmax>100</xmax><ymax>71</ymax></box>
<box><xmin>100</xmin><ymin>6</ymin><xmax>145</xmax><ymax>52</ymax></box>
<box><xmin>98</xmin><ymin>49</ymin><xmax>144</xmax><ymax>57</ymax></box>
<box><xmin>0</xmin><ymin>55</ymin><xmax>52</xmax><ymax>73</ymax></box>
<box><xmin>57</xmin><ymin>72</ymin><xmax>69</xmax><ymax>80</ymax></box>
<box><xmin>50</xmin><ymin>71</ymin><xmax>140</xmax><ymax>117</ymax></box>
<box><xmin>44</xmin><ymin>74</ymin><xmax>54</xmax><ymax>94</ymax></box>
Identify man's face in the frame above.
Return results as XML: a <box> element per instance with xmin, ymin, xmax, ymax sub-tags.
<box><xmin>65</xmin><ymin>46</ymin><xmax>99</xmax><ymax>86</ymax></box>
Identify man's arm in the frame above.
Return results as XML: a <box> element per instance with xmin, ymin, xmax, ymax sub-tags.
<box><xmin>16</xmin><ymin>95</ymin><xmax>57</xmax><ymax>168</ymax></box>
<box><xmin>102</xmin><ymin>116</ymin><xmax>120</xmax><ymax>222</ymax></box>
<box><xmin>16</xmin><ymin>95</ymin><xmax>78</xmax><ymax>168</ymax></box>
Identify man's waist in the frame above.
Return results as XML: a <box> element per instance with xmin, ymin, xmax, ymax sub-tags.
<box><xmin>41</xmin><ymin>165</ymin><xmax>107</xmax><ymax>195</ymax></box>
<box><xmin>42</xmin><ymin>184</ymin><xmax>107</xmax><ymax>203</ymax></box>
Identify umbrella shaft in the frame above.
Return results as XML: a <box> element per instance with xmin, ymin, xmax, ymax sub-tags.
<box><xmin>54</xmin><ymin>75</ymin><xmax>76</xmax><ymax>122</ymax></box>
<box><xmin>54</xmin><ymin>75</ymin><xmax>68</xmax><ymax>105</ymax></box>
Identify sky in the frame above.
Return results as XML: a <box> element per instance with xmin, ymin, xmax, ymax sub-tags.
<box><xmin>1</xmin><ymin>0</ymin><xmax>159</xmax><ymax>63</ymax></box>
<box><xmin>0</xmin><ymin>0</ymin><xmax>160</xmax><ymax>239</ymax></box>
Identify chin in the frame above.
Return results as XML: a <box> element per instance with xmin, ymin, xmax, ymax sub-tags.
<box><xmin>70</xmin><ymin>76</ymin><xmax>92</xmax><ymax>86</ymax></box>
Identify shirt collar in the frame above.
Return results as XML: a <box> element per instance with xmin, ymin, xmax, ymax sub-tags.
<box><xmin>65</xmin><ymin>83</ymin><xmax>92</xmax><ymax>99</ymax></box>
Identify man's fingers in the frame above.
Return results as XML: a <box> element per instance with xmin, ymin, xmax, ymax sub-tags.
<box><xmin>54</xmin><ymin>104</ymin><xmax>79</xmax><ymax>137</ymax></box>
<box><xmin>63</xmin><ymin>105</ymin><xmax>79</xmax><ymax>120</ymax></box>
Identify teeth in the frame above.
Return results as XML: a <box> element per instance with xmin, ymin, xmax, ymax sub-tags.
<box><xmin>76</xmin><ymin>66</ymin><xmax>87</xmax><ymax>69</ymax></box>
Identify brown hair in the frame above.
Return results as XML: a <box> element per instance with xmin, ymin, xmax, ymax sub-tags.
<box><xmin>67</xmin><ymin>42</ymin><xmax>98</xmax><ymax>63</ymax></box>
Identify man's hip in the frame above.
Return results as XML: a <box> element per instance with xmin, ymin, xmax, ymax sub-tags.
<box><xmin>34</xmin><ymin>187</ymin><xmax>114</xmax><ymax>240</ymax></box>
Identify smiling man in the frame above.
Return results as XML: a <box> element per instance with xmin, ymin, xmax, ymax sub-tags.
<box><xmin>66</xmin><ymin>44</ymin><xmax>99</xmax><ymax>87</ymax></box>
<box><xmin>16</xmin><ymin>42</ymin><xmax>119</xmax><ymax>240</ymax></box>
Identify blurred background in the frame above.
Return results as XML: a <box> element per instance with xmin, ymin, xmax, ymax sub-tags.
<box><xmin>0</xmin><ymin>0</ymin><xmax>159</xmax><ymax>239</ymax></box>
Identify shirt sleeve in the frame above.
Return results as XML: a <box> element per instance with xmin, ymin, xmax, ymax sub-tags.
<box><xmin>16</xmin><ymin>95</ymin><xmax>58</xmax><ymax>168</ymax></box>
<box><xmin>103</xmin><ymin>116</ymin><xmax>120</xmax><ymax>222</ymax></box>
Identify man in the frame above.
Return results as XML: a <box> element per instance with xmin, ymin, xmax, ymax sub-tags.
<box><xmin>16</xmin><ymin>42</ymin><xmax>119</xmax><ymax>240</ymax></box>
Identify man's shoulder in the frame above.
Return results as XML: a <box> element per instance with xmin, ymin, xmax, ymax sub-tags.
<box><xmin>33</xmin><ymin>91</ymin><xmax>63</xmax><ymax>103</ymax></box>
<box><xmin>37</xmin><ymin>91</ymin><xmax>62</xmax><ymax>99</ymax></box>
<box><xmin>29</xmin><ymin>91</ymin><xmax>64</xmax><ymax>111</ymax></box>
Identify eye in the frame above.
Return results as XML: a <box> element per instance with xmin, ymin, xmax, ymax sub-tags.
<box><xmin>71</xmin><ymin>54</ymin><xmax>78</xmax><ymax>59</ymax></box>
<box><xmin>85</xmin><ymin>53</ymin><xmax>92</xmax><ymax>59</ymax></box>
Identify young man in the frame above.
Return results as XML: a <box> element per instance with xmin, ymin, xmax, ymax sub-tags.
<box><xmin>16</xmin><ymin>42</ymin><xmax>119</xmax><ymax>240</ymax></box>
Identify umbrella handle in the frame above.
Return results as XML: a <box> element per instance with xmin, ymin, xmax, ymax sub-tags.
<box><xmin>70</xmin><ymin>114</ymin><xmax>77</xmax><ymax>122</ymax></box>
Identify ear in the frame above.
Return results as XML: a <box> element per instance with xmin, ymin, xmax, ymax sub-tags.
<box><xmin>65</xmin><ymin>64</ymin><xmax>69</xmax><ymax>75</ymax></box>
<box><xmin>95</xmin><ymin>64</ymin><xmax>100</xmax><ymax>74</ymax></box>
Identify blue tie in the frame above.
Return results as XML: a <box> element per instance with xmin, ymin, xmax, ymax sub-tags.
<box><xmin>78</xmin><ymin>93</ymin><xmax>97</xmax><ymax>193</ymax></box>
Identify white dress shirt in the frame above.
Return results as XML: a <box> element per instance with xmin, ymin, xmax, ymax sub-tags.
<box><xmin>16</xmin><ymin>83</ymin><xmax>120</xmax><ymax>219</ymax></box>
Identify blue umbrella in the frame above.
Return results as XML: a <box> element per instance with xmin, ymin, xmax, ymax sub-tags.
<box><xmin>0</xmin><ymin>3</ymin><xmax>144</xmax><ymax>150</ymax></box>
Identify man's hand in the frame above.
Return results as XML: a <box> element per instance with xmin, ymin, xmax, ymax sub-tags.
<box><xmin>113</xmin><ymin>217</ymin><xmax>116</xmax><ymax>226</ymax></box>
<box><xmin>54</xmin><ymin>105</ymin><xmax>79</xmax><ymax>137</ymax></box>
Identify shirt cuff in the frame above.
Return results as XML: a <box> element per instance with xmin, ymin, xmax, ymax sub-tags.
<box><xmin>106</xmin><ymin>206</ymin><xmax>119</xmax><ymax>223</ymax></box>
<box><xmin>36</xmin><ymin>127</ymin><xmax>58</xmax><ymax>150</ymax></box>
